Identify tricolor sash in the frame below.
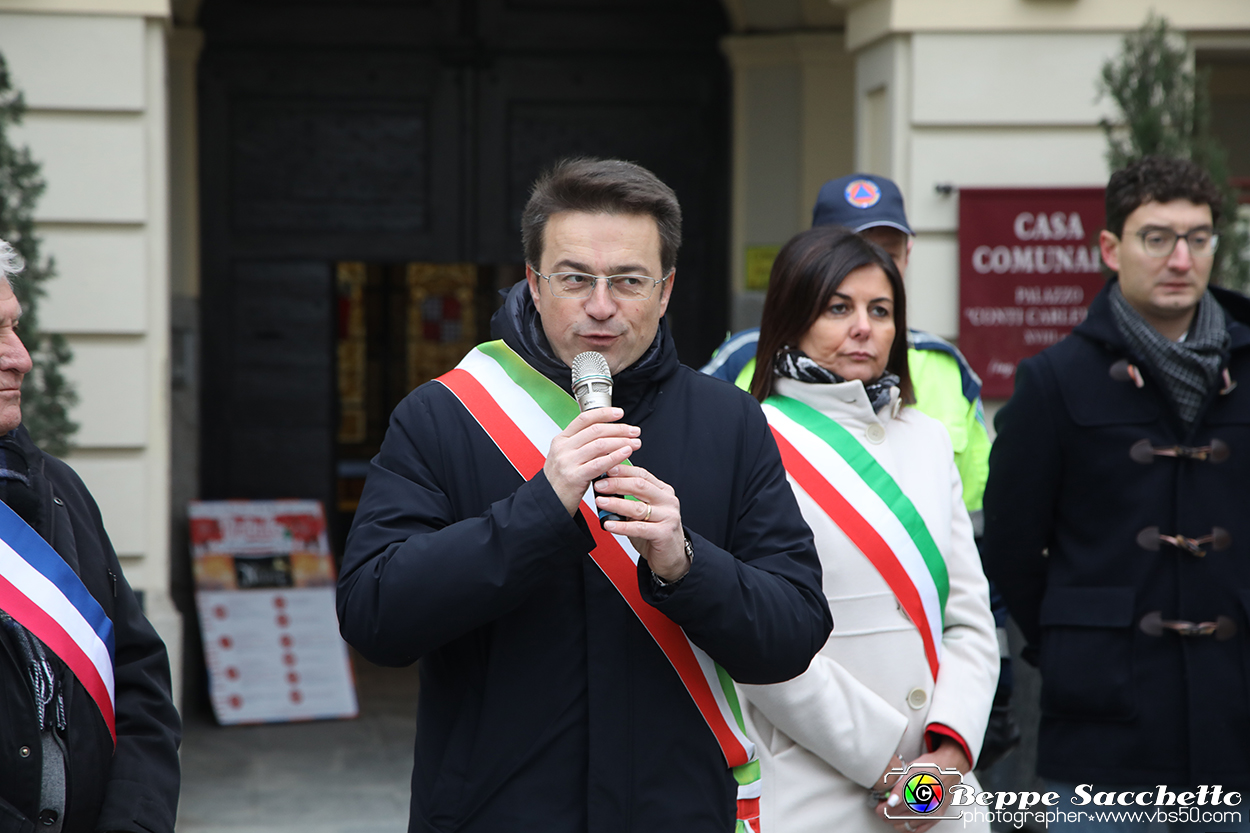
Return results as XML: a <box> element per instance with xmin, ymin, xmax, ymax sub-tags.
<box><xmin>437</xmin><ymin>341</ymin><xmax>761</xmax><ymax>831</ymax></box>
<box><xmin>763</xmin><ymin>395</ymin><xmax>949</xmax><ymax>679</ymax></box>
<box><xmin>0</xmin><ymin>498</ymin><xmax>116</xmax><ymax>743</ymax></box>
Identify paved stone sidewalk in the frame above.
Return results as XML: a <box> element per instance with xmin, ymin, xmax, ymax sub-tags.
<box><xmin>176</xmin><ymin>659</ymin><xmax>418</xmax><ymax>833</ymax></box>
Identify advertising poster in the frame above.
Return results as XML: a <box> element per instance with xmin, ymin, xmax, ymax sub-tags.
<box><xmin>190</xmin><ymin>499</ymin><xmax>358</xmax><ymax>725</ymax></box>
<box><xmin>959</xmin><ymin>188</ymin><xmax>1106</xmax><ymax>398</ymax></box>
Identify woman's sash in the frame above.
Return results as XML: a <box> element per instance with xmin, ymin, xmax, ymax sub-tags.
<box><xmin>0</xmin><ymin>498</ymin><xmax>116</xmax><ymax>742</ymax></box>
<box><xmin>437</xmin><ymin>341</ymin><xmax>761</xmax><ymax>831</ymax></box>
<box><xmin>763</xmin><ymin>395</ymin><xmax>949</xmax><ymax>679</ymax></box>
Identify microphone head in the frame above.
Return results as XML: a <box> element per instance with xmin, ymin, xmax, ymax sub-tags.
<box><xmin>571</xmin><ymin>351</ymin><xmax>613</xmax><ymax>411</ymax></box>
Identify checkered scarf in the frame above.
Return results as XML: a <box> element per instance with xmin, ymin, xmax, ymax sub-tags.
<box><xmin>1109</xmin><ymin>282</ymin><xmax>1230</xmax><ymax>425</ymax></box>
<box><xmin>0</xmin><ymin>612</ymin><xmax>66</xmax><ymax>732</ymax></box>
<box><xmin>773</xmin><ymin>347</ymin><xmax>899</xmax><ymax>412</ymax></box>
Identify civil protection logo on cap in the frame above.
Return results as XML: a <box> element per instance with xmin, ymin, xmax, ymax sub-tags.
<box><xmin>844</xmin><ymin>179</ymin><xmax>881</xmax><ymax>209</ymax></box>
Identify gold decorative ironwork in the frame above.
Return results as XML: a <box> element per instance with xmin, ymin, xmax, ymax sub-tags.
<box><xmin>336</xmin><ymin>262</ymin><xmax>368</xmax><ymax>444</ymax></box>
<box><xmin>406</xmin><ymin>263</ymin><xmax>477</xmax><ymax>392</ymax></box>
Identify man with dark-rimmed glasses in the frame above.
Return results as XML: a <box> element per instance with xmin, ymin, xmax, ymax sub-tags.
<box><xmin>986</xmin><ymin>155</ymin><xmax>1250</xmax><ymax>830</ymax></box>
<box><xmin>337</xmin><ymin>157</ymin><xmax>831</xmax><ymax>833</ymax></box>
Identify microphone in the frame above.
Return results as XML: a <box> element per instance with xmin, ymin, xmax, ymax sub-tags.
<box><xmin>571</xmin><ymin>351</ymin><xmax>613</xmax><ymax>411</ymax></box>
<box><xmin>571</xmin><ymin>352</ymin><xmax>626</xmax><ymax>527</ymax></box>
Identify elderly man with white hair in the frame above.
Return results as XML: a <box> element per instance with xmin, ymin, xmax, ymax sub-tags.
<box><xmin>0</xmin><ymin>240</ymin><xmax>181</xmax><ymax>833</ymax></box>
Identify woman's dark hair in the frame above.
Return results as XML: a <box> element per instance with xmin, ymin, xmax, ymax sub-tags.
<box><xmin>1105</xmin><ymin>156</ymin><xmax>1222</xmax><ymax>238</ymax></box>
<box><xmin>521</xmin><ymin>157</ymin><xmax>683</xmax><ymax>273</ymax></box>
<box><xmin>750</xmin><ymin>225</ymin><xmax>912</xmax><ymax>404</ymax></box>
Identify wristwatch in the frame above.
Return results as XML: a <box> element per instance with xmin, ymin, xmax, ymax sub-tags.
<box><xmin>652</xmin><ymin>532</ymin><xmax>694</xmax><ymax>588</ymax></box>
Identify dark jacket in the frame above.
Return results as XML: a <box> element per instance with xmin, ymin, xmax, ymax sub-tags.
<box><xmin>0</xmin><ymin>426</ymin><xmax>181</xmax><ymax>833</ymax></box>
<box><xmin>984</xmin><ymin>280</ymin><xmax>1250</xmax><ymax>787</ymax></box>
<box><xmin>337</xmin><ymin>282</ymin><xmax>831</xmax><ymax>833</ymax></box>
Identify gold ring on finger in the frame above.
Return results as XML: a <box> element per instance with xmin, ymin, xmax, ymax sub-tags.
<box><xmin>642</xmin><ymin>502</ymin><xmax>653</xmax><ymax>522</ymax></box>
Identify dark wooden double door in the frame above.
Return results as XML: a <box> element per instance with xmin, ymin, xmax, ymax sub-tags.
<box><xmin>197</xmin><ymin>0</ymin><xmax>732</xmax><ymax>518</ymax></box>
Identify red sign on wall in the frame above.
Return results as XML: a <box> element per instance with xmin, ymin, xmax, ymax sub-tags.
<box><xmin>959</xmin><ymin>187</ymin><xmax>1107</xmax><ymax>398</ymax></box>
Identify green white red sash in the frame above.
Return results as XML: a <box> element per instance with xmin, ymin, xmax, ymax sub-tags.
<box><xmin>437</xmin><ymin>341</ymin><xmax>761</xmax><ymax>832</ymax></box>
<box><xmin>763</xmin><ymin>395</ymin><xmax>949</xmax><ymax>679</ymax></box>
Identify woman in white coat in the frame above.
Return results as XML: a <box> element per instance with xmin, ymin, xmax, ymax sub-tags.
<box><xmin>741</xmin><ymin>226</ymin><xmax>999</xmax><ymax>833</ymax></box>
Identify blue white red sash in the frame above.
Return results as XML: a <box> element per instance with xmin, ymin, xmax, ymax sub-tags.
<box><xmin>0</xmin><ymin>499</ymin><xmax>116</xmax><ymax>743</ymax></box>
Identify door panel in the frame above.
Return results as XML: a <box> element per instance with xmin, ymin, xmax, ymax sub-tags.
<box><xmin>476</xmin><ymin>54</ymin><xmax>729</xmax><ymax>356</ymax></box>
<box><xmin>204</xmin><ymin>260</ymin><xmax>335</xmax><ymax>508</ymax></box>
<box><xmin>198</xmin><ymin>0</ymin><xmax>729</xmax><ymax>506</ymax></box>
<box><xmin>200</xmin><ymin>48</ymin><xmax>462</xmax><ymax>262</ymax></box>
<box><xmin>231</xmin><ymin>100</ymin><xmax>431</xmax><ymax>234</ymax></box>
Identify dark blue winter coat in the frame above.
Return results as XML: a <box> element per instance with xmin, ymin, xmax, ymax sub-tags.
<box><xmin>0</xmin><ymin>426</ymin><xmax>181</xmax><ymax>832</ymax></box>
<box><xmin>985</xmin><ymin>280</ymin><xmax>1250</xmax><ymax>787</ymax></box>
<box><xmin>337</xmin><ymin>282</ymin><xmax>830</xmax><ymax>833</ymax></box>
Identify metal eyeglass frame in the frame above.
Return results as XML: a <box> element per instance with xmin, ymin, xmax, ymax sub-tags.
<box><xmin>532</xmin><ymin>268</ymin><xmax>673</xmax><ymax>301</ymax></box>
<box><xmin>1134</xmin><ymin>226</ymin><xmax>1220</xmax><ymax>258</ymax></box>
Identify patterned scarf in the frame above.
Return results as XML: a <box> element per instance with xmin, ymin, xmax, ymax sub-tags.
<box><xmin>1109</xmin><ymin>282</ymin><xmax>1230</xmax><ymax>425</ymax></box>
<box><xmin>773</xmin><ymin>347</ymin><xmax>899</xmax><ymax>412</ymax></box>
<box><xmin>0</xmin><ymin>612</ymin><xmax>66</xmax><ymax>733</ymax></box>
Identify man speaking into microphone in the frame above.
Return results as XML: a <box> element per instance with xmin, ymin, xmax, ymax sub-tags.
<box><xmin>337</xmin><ymin>157</ymin><xmax>830</xmax><ymax>833</ymax></box>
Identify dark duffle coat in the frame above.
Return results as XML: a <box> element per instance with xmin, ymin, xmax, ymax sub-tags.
<box><xmin>985</xmin><ymin>280</ymin><xmax>1250</xmax><ymax>788</ymax></box>
<box><xmin>337</xmin><ymin>282</ymin><xmax>831</xmax><ymax>833</ymax></box>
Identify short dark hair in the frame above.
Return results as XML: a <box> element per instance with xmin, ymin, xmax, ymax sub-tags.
<box><xmin>751</xmin><ymin>225</ymin><xmax>913</xmax><ymax>404</ymax></box>
<box><xmin>521</xmin><ymin>157</ymin><xmax>682</xmax><ymax>273</ymax></box>
<box><xmin>1105</xmin><ymin>156</ymin><xmax>1222</xmax><ymax>237</ymax></box>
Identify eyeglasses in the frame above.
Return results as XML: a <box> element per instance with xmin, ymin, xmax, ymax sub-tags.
<box><xmin>1134</xmin><ymin>226</ymin><xmax>1219</xmax><ymax>258</ymax></box>
<box><xmin>533</xmin><ymin>269</ymin><xmax>672</xmax><ymax>301</ymax></box>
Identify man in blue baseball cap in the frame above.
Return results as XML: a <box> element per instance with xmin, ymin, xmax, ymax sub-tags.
<box><xmin>702</xmin><ymin>173</ymin><xmax>1020</xmax><ymax>769</ymax></box>
<box><xmin>812</xmin><ymin>174</ymin><xmax>913</xmax><ymax>234</ymax></box>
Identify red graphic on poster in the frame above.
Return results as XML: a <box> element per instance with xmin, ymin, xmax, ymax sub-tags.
<box><xmin>190</xmin><ymin>517</ymin><xmax>223</xmax><ymax>546</ymax></box>
<box><xmin>959</xmin><ymin>188</ymin><xmax>1106</xmax><ymax>398</ymax></box>
<box><xmin>274</xmin><ymin>512</ymin><xmax>325</xmax><ymax>547</ymax></box>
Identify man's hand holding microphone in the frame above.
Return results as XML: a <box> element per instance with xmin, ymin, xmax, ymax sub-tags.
<box><xmin>541</xmin><ymin>351</ymin><xmax>691</xmax><ymax>584</ymax></box>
